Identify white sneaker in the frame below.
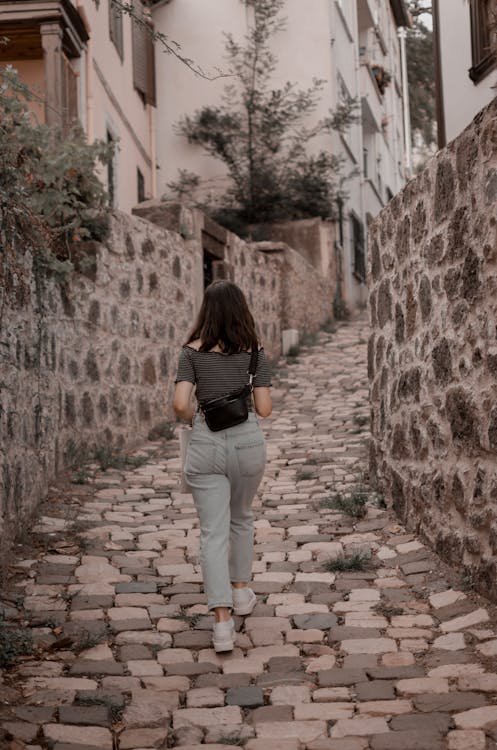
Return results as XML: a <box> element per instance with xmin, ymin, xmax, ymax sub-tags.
<box><xmin>232</xmin><ymin>586</ymin><xmax>257</xmax><ymax>616</ymax></box>
<box><xmin>212</xmin><ymin>618</ymin><xmax>235</xmax><ymax>652</ymax></box>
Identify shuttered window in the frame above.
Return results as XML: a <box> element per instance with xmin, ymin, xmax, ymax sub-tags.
<box><xmin>62</xmin><ymin>54</ymin><xmax>79</xmax><ymax>130</ymax></box>
<box><xmin>132</xmin><ymin>1</ymin><xmax>156</xmax><ymax>105</ymax></box>
<box><xmin>109</xmin><ymin>0</ymin><xmax>124</xmax><ymax>60</ymax></box>
<box><xmin>469</xmin><ymin>0</ymin><xmax>496</xmax><ymax>82</ymax></box>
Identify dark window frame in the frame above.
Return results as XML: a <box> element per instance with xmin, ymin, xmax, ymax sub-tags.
<box><xmin>132</xmin><ymin>2</ymin><xmax>156</xmax><ymax>106</ymax></box>
<box><xmin>109</xmin><ymin>0</ymin><xmax>124</xmax><ymax>61</ymax></box>
<box><xmin>350</xmin><ymin>211</ymin><xmax>366</xmax><ymax>283</ymax></box>
<box><xmin>469</xmin><ymin>0</ymin><xmax>496</xmax><ymax>83</ymax></box>
<box><xmin>137</xmin><ymin>167</ymin><xmax>145</xmax><ymax>203</ymax></box>
<box><xmin>106</xmin><ymin>129</ymin><xmax>116</xmax><ymax>208</ymax></box>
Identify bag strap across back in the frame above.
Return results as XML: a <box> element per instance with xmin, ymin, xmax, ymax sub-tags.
<box><xmin>248</xmin><ymin>348</ymin><xmax>258</xmax><ymax>389</ymax></box>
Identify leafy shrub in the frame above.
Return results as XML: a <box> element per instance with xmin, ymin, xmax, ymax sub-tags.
<box><xmin>0</xmin><ymin>65</ymin><xmax>112</xmax><ymax>281</ymax></box>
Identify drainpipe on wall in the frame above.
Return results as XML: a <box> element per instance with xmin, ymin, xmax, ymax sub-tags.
<box><xmin>398</xmin><ymin>26</ymin><xmax>412</xmax><ymax>177</ymax></box>
<box><xmin>149</xmin><ymin>104</ymin><xmax>157</xmax><ymax>198</ymax></box>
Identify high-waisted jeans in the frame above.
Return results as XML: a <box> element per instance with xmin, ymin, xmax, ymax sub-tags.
<box><xmin>184</xmin><ymin>412</ymin><xmax>266</xmax><ymax>610</ymax></box>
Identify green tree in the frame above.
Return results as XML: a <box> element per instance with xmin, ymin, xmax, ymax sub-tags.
<box><xmin>406</xmin><ymin>0</ymin><xmax>436</xmax><ymax>146</ymax></box>
<box><xmin>169</xmin><ymin>0</ymin><xmax>357</xmax><ymax>234</ymax></box>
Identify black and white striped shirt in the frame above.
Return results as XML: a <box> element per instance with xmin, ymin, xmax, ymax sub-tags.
<box><xmin>175</xmin><ymin>347</ymin><xmax>272</xmax><ymax>402</ymax></box>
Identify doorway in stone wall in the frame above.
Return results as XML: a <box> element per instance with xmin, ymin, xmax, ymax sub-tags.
<box><xmin>202</xmin><ymin>215</ymin><xmax>229</xmax><ymax>289</ymax></box>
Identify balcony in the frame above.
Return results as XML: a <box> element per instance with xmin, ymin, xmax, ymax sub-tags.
<box><xmin>0</xmin><ymin>0</ymin><xmax>88</xmax><ymax>126</ymax></box>
<box><xmin>360</xmin><ymin>62</ymin><xmax>383</xmax><ymax>133</ymax></box>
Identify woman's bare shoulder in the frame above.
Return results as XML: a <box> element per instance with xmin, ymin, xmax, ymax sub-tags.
<box><xmin>186</xmin><ymin>339</ymin><xmax>202</xmax><ymax>351</ymax></box>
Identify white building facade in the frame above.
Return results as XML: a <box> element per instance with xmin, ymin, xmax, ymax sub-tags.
<box><xmin>434</xmin><ymin>0</ymin><xmax>497</xmax><ymax>147</ymax></box>
<box><xmin>152</xmin><ymin>0</ymin><xmax>411</xmax><ymax>309</ymax></box>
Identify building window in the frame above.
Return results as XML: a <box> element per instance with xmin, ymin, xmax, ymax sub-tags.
<box><xmin>109</xmin><ymin>0</ymin><xmax>124</xmax><ymax>60</ymax></box>
<box><xmin>469</xmin><ymin>0</ymin><xmax>496</xmax><ymax>83</ymax></box>
<box><xmin>62</xmin><ymin>55</ymin><xmax>78</xmax><ymax>130</ymax></box>
<box><xmin>363</xmin><ymin>147</ymin><xmax>368</xmax><ymax>177</ymax></box>
<box><xmin>132</xmin><ymin>1</ymin><xmax>156</xmax><ymax>105</ymax></box>
<box><xmin>351</xmin><ymin>212</ymin><xmax>365</xmax><ymax>282</ymax></box>
<box><xmin>137</xmin><ymin>168</ymin><xmax>145</xmax><ymax>203</ymax></box>
<box><xmin>107</xmin><ymin>130</ymin><xmax>116</xmax><ymax>207</ymax></box>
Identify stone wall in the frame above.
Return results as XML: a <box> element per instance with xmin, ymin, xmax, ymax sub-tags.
<box><xmin>0</xmin><ymin>212</ymin><xmax>198</xmax><ymax>539</ymax></box>
<box><xmin>368</xmin><ymin>100</ymin><xmax>497</xmax><ymax>597</ymax></box>
<box><xmin>1</xmin><ymin>202</ymin><xmax>335</xmax><ymax>539</ymax></box>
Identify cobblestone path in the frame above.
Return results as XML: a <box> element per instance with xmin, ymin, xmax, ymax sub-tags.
<box><xmin>2</xmin><ymin>316</ymin><xmax>497</xmax><ymax>750</ymax></box>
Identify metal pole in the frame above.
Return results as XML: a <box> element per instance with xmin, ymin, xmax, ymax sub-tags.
<box><xmin>398</xmin><ymin>26</ymin><xmax>412</xmax><ymax>176</ymax></box>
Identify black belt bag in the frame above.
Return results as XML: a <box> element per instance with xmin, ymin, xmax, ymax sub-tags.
<box><xmin>199</xmin><ymin>350</ymin><xmax>258</xmax><ymax>432</ymax></box>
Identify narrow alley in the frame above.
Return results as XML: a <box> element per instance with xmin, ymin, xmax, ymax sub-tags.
<box><xmin>2</xmin><ymin>316</ymin><xmax>497</xmax><ymax>750</ymax></box>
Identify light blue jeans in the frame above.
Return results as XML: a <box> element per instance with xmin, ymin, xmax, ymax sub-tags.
<box><xmin>184</xmin><ymin>412</ymin><xmax>266</xmax><ymax>610</ymax></box>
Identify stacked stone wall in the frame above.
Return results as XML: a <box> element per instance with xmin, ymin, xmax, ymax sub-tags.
<box><xmin>368</xmin><ymin>100</ymin><xmax>497</xmax><ymax>597</ymax></box>
<box><xmin>1</xmin><ymin>204</ymin><xmax>334</xmax><ymax>539</ymax></box>
<box><xmin>279</xmin><ymin>246</ymin><xmax>334</xmax><ymax>332</ymax></box>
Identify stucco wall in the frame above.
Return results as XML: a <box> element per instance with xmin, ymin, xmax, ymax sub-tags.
<box><xmin>437</xmin><ymin>0</ymin><xmax>497</xmax><ymax>144</ymax></box>
<box><xmin>368</xmin><ymin>99</ymin><xmax>497</xmax><ymax>597</ymax></box>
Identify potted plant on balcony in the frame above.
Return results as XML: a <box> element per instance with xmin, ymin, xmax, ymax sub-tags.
<box><xmin>371</xmin><ymin>64</ymin><xmax>392</xmax><ymax>95</ymax></box>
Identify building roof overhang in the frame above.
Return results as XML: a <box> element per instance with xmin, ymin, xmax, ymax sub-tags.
<box><xmin>0</xmin><ymin>0</ymin><xmax>89</xmax><ymax>59</ymax></box>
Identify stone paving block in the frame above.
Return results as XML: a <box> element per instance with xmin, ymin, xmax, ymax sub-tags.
<box><xmin>458</xmin><ymin>673</ymin><xmax>497</xmax><ymax>691</ymax></box>
<box><xmin>58</xmin><ymin>705</ymin><xmax>110</xmax><ymax>726</ymax></box>
<box><xmin>390</xmin><ymin>712</ymin><xmax>451</xmax><ymax>732</ymax></box>
<box><xmin>118</xmin><ymin>727</ymin><xmax>168</xmax><ymax>748</ymax></box>
<box><xmin>246</xmin><ymin>740</ymin><xmax>301</xmax><ymax>750</ymax></box>
<box><xmin>413</xmin><ymin>692</ymin><xmax>486</xmax><ymax>712</ymax></box>
<box><xmin>330</xmin><ymin>716</ymin><xmax>390</xmax><ymax>737</ymax></box>
<box><xmin>270</xmin><ymin>685</ymin><xmax>311</xmax><ymax>705</ymax></box>
<box><xmin>318</xmin><ymin>668</ymin><xmax>367</xmax><ymax>687</ymax></box>
<box><xmin>186</xmin><ymin>687</ymin><xmax>225</xmax><ymax>708</ymax></box>
<box><xmin>369</xmin><ymin>731</ymin><xmax>444</xmax><ymax>750</ymax></box>
<box><xmin>294</xmin><ymin>702</ymin><xmax>355</xmax><ymax>721</ymax></box>
<box><xmin>357</xmin><ymin>699</ymin><xmax>412</xmax><ymax>715</ymax></box>
<box><xmin>447</xmin><ymin>729</ymin><xmax>486</xmax><ymax>750</ymax></box>
<box><xmin>341</xmin><ymin>638</ymin><xmax>397</xmax><ymax>654</ymax></box>
<box><xmin>453</xmin><ymin>706</ymin><xmax>497</xmax><ymax>730</ymax></box>
<box><xmin>440</xmin><ymin>609</ymin><xmax>490</xmax><ymax>633</ymax></box>
<box><xmin>226</xmin><ymin>686</ymin><xmax>264</xmax><ymax>707</ymax></box>
<box><xmin>127</xmin><ymin>660</ymin><xmax>163</xmax><ymax>676</ymax></box>
<box><xmin>255</xmin><ymin>720</ymin><xmax>327</xmax><ymax>742</ymax></box>
<box><xmin>43</xmin><ymin>724</ymin><xmax>113</xmax><ymax>749</ymax></box>
<box><xmin>248</xmin><ymin>705</ymin><xmax>293</xmax><ymax>723</ymax></box>
<box><xmin>396</xmin><ymin>677</ymin><xmax>449</xmax><ymax>695</ymax></box>
<box><xmin>1</xmin><ymin>722</ymin><xmax>39</xmax><ymax>742</ymax></box>
<box><xmin>12</xmin><ymin>706</ymin><xmax>55</xmax><ymax>723</ymax></box>
<box><xmin>172</xmin><ymin>706</ymin><xmax>243</xmax><ymax>729</ymax></box>
<box><xmin>355</xmin><ymin>680</ymin><xmax>395</xmax><ymax>701</ymax></box>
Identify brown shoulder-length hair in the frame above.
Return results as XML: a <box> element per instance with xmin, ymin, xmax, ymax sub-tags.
<box><xmin>185</xmin><ymin>280</ymin><xmax>259</xmax><ymax>354</ymax></box>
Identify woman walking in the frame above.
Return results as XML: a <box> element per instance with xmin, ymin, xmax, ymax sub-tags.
<box><xmin>173</xmin><ymin>280</ymin><xmax>272</xmax><ymax>652</ymax></box>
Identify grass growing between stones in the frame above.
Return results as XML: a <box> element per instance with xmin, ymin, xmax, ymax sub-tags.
<box><xmin>217</xmin><ymin>736</ymin><xmax>245</xmax><ymax>746</ymax></box>
<box><xmin>320</xmin><ymin>487</ymin><xmax>369</xmax><ymax>519</ymax></box>
<box><xmin>296</xmin><ymin>470</ymin><xmax>316</xmax><ymax>482</ymax></box>
<box><xmin>170</xmin><ymin>611</ymin><xmax>202</xmax><ymax>629</ymax></box>
<box><xmin>325</xmin><ymin>552</ymin><xmax>373</xmax><ymax>572</ymax></box>
<box><xmin>0</xmin><ymin>618</ymin><xmax>33</xmax><ymax>667</ymax></box>
<box><xmin>148</xmin><ymin>420</ymin><xmax>175</xmax><ymax>441</ymax></box>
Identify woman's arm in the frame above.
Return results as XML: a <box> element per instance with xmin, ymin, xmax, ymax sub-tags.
<box><xmin>173</xmin><ymin>381</ymin><xmax>196</xmax><ymax>422</ymax></box>
<box><xmin>253</xmin><ymin>386</ymin><xmax>272</xmax><ymax>418</ymax></box>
